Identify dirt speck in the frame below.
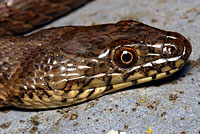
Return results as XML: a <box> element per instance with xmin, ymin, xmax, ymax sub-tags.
<box><xmin>30</xmin><ymin>116</ymin><xmax>39</xmax><ymax>126</ymax></box>
<box><xmin>180</xmin><ymin>117</ymin><xmax>185</xmax><ymax>120</ymax></box>
<box><xmin>115</xmin><ymin>104</ymin><xmax>119</xmax><ymax>108</ymax></box>
<box><xmin>147</xmin><ymin>104</ymin><xmax>154</xmax><ymax>110</ymax></box>
<box><xmin>190</xmin><ymin>57</ymin><xmax>200</xmax><ymax>68</ymax></box>
<box><xmin>132</xmin><ymin>108</ymin><xmax>137</xmax><ymax>112</ymax></box>
<box><xmin>161</xmin><ymin>112</ymin><xmax>167</xmax><ymax>117</ymax></box>
<box><xmin>179</xmin><ymin>90</ymin><xmax>184</xmax><ymax>94</ymax></box>
<box><xmin>169</xmin><ymin>93</ymin><xmax>178</xmax><ymax>102</ymax></box>
<box><xmin>124</xmin><ymin>124</ymin><xmax>128</xmax><ymax>129</ymax></box>
<box><xmin>29</xmin><ymin>116</ymin><xmax>39</xmax><ymax>133</ymax></box>
<box><xmin>135</xmin><ymin>102</ymin><xmax>141</xmax><ymax>106</ymax></box>
<box><xmin>29</xmin><ymin>126</ymin><xmax>37</xmax><ymax>133</ymax></box>
<box><xmin>187</xmin><ymin>72</ymin><xmax>193</xmax><ymax>75</ymax></box>
<box><xmin>54</xmin><ymin>118</ymin><xmax>61</xmax><ymax>126</ymax></box>
<box><xmin>171</xmin><ymin>81</ymin><xmax>178</xmax><ymax>85</ymax></box>
<box><xmin>180</xmin><ymin>131</ymin><xmax>186</xmax><ymax>134</ymax></box>
<box><xmin>84</xmin><ymin>100</ymin><xmax>98</xmax><ymax>111</ymax></box>
<box><xmin>19</xmin><ymin>120</ymin><xmax>25</xmax><ymax>123</ymax></box>
<box><xmin>188</xmin><ymin>19</ymin><xmax>194</xmax><ymax>23</ymax></box>
<box><xmin>73</xmin><ymin>122</ymin><xmax>78</xmax><ymax>127</ymax></box>
<box><xmin>57</xmin><ymin>107</ymin><xmax>75</xmax><ymax>118</ymax></box>
<box><xmin>146</xmin><ymin>101</ymin><xmax>159</xmax><ymax>110</ymax></box>
<box><xmin>0</xmin><ymin>121</ymin><xmax>11</xmax><ymax>129</ymax></box>
<box><xmin>151</xmin><ymin>19</ymin><xmax>158</xmax><ymax>23</ymax></box>
<box><xmin>69</xmin><ymin>113</ymin><xmax>78</xmax><ymax>120</ymax></box>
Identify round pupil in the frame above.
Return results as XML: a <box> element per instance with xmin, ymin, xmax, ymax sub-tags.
<box><xmin>122</xmin><ymin>51</ymin><xmax>132</xmax><ymax>63</ymax></box>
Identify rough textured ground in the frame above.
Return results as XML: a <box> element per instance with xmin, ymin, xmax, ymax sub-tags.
<box><xmin>0</xmin><ymin>0</ymin><xmax>200</xmax><ymax>133</ymax></box>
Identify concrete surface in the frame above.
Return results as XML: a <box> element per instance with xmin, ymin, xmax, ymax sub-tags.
<box><xmin>0</xmin><ymin>0</ymin><xmax>200</xmax><ymax>133</ymax></box>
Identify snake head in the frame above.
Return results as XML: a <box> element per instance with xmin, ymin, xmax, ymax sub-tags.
<box><xmin>107</xmin><ymin>21</ymin><xmax>192</xmax><ymax>85</ymax></box>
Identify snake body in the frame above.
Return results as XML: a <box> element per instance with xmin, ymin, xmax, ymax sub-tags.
<box><xmin>0</xmin><ymin>0</ymin><xmax>90</xmax><ymax>36</ymax></box>
<box><xmin>0</xmin><ymin>1</ymin><xmax>192</xmax><ymax>109</ymax></box>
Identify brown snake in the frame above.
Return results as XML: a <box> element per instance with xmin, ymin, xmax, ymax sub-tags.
<box><xmin>0</xmin><ymin>0</ymin><xmax>192</xmax><ymax>109</ymax></box>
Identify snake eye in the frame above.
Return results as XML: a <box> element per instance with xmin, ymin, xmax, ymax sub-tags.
<box><xmin>114</xmin><ymin>47</ymin><xmax>138</xmax><ymax>68</ymax></box>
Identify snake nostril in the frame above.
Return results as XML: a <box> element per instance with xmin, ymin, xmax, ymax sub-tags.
<box><xmin>162</xmin><ymin>44</ymin><xmax>178</xmax><ymax>57</ymax></box>
<box><xmin>164</xmin><ymin>32</ymin><xmax>192</xmax><ymax>60</ymax></box>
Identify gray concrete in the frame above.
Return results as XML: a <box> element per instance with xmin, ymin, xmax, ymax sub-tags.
<box><xmin>0</xmin><ymin>0</ymin><xmax>200</xmax><ymax>133</ymax></box>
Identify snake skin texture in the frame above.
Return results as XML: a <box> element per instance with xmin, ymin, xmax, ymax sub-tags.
<box><xmin>0</xmin><ymin>0</ymin><xmax>90</xmax><ymax>36</ymax></box>
<box><xmin>0</xmin><ymin>1</ymin><xmax>192</xmax><ymax>109</ymax></box>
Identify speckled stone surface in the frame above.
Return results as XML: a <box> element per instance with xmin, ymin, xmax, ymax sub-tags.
<box><xmin>0</xmin><ymin>0</ymin><xmax>200</xmax><ymax>133</ymax></box>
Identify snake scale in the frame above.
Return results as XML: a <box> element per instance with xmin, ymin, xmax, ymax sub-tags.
<box><xmin>0</xmin><ymin>0</ymin><xmax>192</xmax><ymax>109</ymax></box>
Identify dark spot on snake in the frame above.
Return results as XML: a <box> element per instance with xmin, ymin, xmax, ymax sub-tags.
<box><xmin>61</xmin><ymin>99</ymin><xmax>67</xmax><ymax>103</ymax></box>
<box><xmin>40</xmin><ymin>64</ymin><xmax>45</xmax><ymax>70</ymax></box>
<box><xmin>104</xmin><ymin>75</ymin><xmax>112</xmax><ymax>89</ymax></box>
<box><xmin>44</xmin><ymin>90</ymin><xmax>51</xmax><ymax>97</ymax></box>
<box><xmin>168</xmin><ymin>61</ymin><xmax>176</xmax><ymax>69</ymax></box>
<box><xmin>156</xmin><ymin>67</ymin><xmax>162</xmax><ymax>73</ymax></box>
<box><xmin>44</xmin><ymin>76</ymin><xmax>51</xmax><ymax>82</ymax></box>
<box><xmin>87</xmin><ymin>88</ymin><xmax>95</xmax><ymax>98</ymax></box>
<box><xmin>35</xmin><ymin>78</ymin><xmax>42</xmax><ymax>82</ymax></box>
<box><xmin>18</xmin><ymin>73</ymin><xmax>25</xmax><ymax>79</ymax></box>
<box><xmin>166</xmin><ymin>71</ymin><xmax>170</xmax><ymax>75</ymax></box>
<box><xmin>28</xmin><ymin>93</ymin><xmax>33</xmax><ymax>99</ymax></box>
<box><xmin>123</xmin><ymin>71</ymin><xmax>134</xmax><ymax>81</ymax></box>
<box><xmin>2</xmin><ymin>72</ymin><xmax>10</xmax><ymax>80</ymax></box>
<box><xmin>82</xmin><ymin>78</ymin><xmax>94</xmax><ymax>88</ymax></box>
<box><xmin>106</xmin><ymin>84</ymin><xmax>113</xmax><ymax>91</ymax></box>
<box><xmin>57</xmin><ymin>55</ymin><xmax>64</xmax><ymax>62</ymax></box>
<box><xmin>45</xmin><ymin>66</ymin><xmax>50</xmax><ymax>72</ymax></box>
<box><xmin>87</xmin><ymin>52</ymin><xmax>97</xmax><ymax>57</ymax></box>
<box><xmin>28</xmin><ymin>71</ymin><xmax>33</xmax><ymax>74</ymax></box>
<box><xmin>36</xmin><ymin>87</ymin><xmax>51</xmax><ymax>97</ymax></box>
<box><xmin>14</xmin><ymin>96</ymin><xmax>23</xmax><ymax>103</ymax></box>
<box><xmin>20</xmin><ymin>93</ymin><xmax>25</xmax><ymax>98</ymax></box>
<box><xmin>139</xmin><ymin>66</ymin><xmax>150</xmax><ymax>75</ymax></box>
<box><xmin>99</xmin><ymin>63</ymin><xmax>104</xmax><ymax>68</ymax></box>
<box><xmin>33</xmin><ymin>64</ymin><xmax>39</xmax><ymax>70</ymax></box>
<box><xmin>46</xmin><ymin>83</ymin><xmax>53</xmax><ymax>90</ymax></box>
<box><xmin>152</xmin><ymin>75</ymin><xmax>157</xmax><ymax>80</ymax></box>
<box><xmin>76</xmin><ymin>89</ymin><xmax>84</xmax><ymax>97</ymax></box>
<box><xmin>52</xmin><ymin>64</ymin><xmax>59</xmax><ymax>70</ymax></box>
<box><xmin>64</xmin><ymin>89</ymin><xmax>72</xmax><ymax>94</ymax></box>
<box><xmin>38</xmin><ymin>95</ymin><xmax>42</xmax><ymax>100</ymax></box>
<box><xmin>132</xmin><ymin>80</ymin><xmax>137</xmax><ymax>84</ymax></box>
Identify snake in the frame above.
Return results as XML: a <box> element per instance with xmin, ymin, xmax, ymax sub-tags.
<box><xmin>0</xmin><ymin>0</ymin><xmax>192</xmax><ymax>109</ymax></box>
